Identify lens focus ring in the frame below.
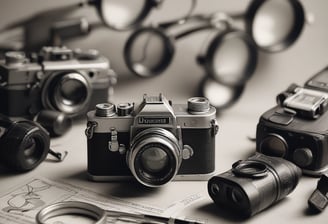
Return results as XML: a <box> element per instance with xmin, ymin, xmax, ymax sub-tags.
<box><xmin>128</xmin><ymin>128</ymin><xmax>182</xmax><ymax>187</ymax></box>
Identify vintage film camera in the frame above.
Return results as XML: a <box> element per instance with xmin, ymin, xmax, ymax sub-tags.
<box><xmin>256</xmin><ymin>67</ymin><xmax>328</xmax><ymax>176</ymax></box>
<box><xmin>208</xmin><ymin>153</ymin><xmax>301</xmax><ymax>217</ymax></box>
<box><xmin>0</xmin><ymin>46</ymin><xmax>116</xmax><ymax>135</ymax></box>
<box><xmin>85</xmin><ymin>94</ymin><xmax>218</xmax><ymax>187</ymax></box>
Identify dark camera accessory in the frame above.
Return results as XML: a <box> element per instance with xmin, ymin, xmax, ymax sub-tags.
<box><xmin>257</xmin><ymin>67</ymin><xmax>328</xmax><ymax>176</ymax></box>
<box><xmin>208</xmin><ymin>153</ymin><xmax>301</xmax><ymax>217</ymax></box>
<box><xmin>308</xmin><ymin>174</ymin><xmax>328</xmax><ymax>212</ymax></box>
<box><xmin>0</xmin><ymin>114</ymin><xmax>67</xmax><ymax>171</ymax></box>
<box><xmin>0</xmin><ymin>114</ymin><xmax>50</xmax><ymax>171</ymax></box>
<box><xmin>200</xmin><ymin>77</ymin><xmax>245</xmax><ymax>109</ymax></box>
<box><xmin>257</xmin><ymin>103</ymin><xmax>328</xmax><ymax>176</ymax></box>
<box><xmin>34</xmin><ymin>110</ymin><xmax>72</xmax><ymax>137</ymax></box>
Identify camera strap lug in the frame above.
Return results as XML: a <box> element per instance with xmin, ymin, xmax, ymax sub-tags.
<box><xmin>108</xmin><ymin>128</ymin><xmax>126</xmax><ymax>154</ymax></box>
<box><xmin>85</xmin><ymin>121</ymin><xmax>98</xmax><ymax>139</ymax></box>
<box><xmin>211</xmin><ymin>119</ymin><xmax>219</xmax><ymax>136</ymax></box>
<box><xmin>48</xmin><ymin>149</ymin><xmax>68</xmax><ymax>162</ymax></box>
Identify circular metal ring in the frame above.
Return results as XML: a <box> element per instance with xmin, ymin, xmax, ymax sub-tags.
<box><xmin>36</xmin><ymin>201</ymin><xmax>106</xmax><ymax>224</ymax></box>
<box><xmin>232</xmin><ymin>160</ymin><xmax>268</xmax><ymax>178</ymax></box>
<box><xmin>246</xmin><ymin>0</ymin><xmax>305</xmax><ymax>52</ymax></box>
<box><xmin>204</xmin><ymin>29</ymin><xmax>258</xmax><ymax>87</ymax></box>
<box><xmin>200</xmin><ymin>76</ymin><xmax>245</xmax><ymax>110</ymax></box>
<box><xmin>94</xmin><ymin>0</ymin><xmax>162</xmax><ymax>31</ymax></box>
<box><xmin>124</xmin><ymin>27</ymin><xmax>175</xmax><ymax>78</ymax></box>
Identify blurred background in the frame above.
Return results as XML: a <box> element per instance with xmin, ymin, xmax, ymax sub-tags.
<box><xmin>0</xmin><ymin>0</ymin><xmax>328</xmax><ymax>117</ymax></box>
<box><xmin>0</xmin><ymin>3</ymin><xmax>328</xmax><ymax>222</ymax></box>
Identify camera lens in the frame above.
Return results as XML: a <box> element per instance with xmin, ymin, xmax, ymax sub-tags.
<box><xmin>140</xmin><ymin>147</ymin><xmax>169</xmax><ymax>173</ymax></box>
<box><xmin>260</xmin><ymin>134</ymin><xmax>288</xmax><ymax>157</ymax></box>
<box><xmin>0</xmin><ymin>120</ymin><xmax>50</xmax><ymax>171</ymax></box>
<box><xmin>43</xmin><ymin>72</ymin><xmax>92</xmax><ymax>116</ymax></box>
<box><xmin>59</xmin><ymin>78</ymin><xmax>87</xmax><ymax>105</ymax></box>
<box><xmin>23</xmin><ymin>137</ymin><xmax>36</xmax><ymax>157</ymax></box>
<box><xmin>128</xmin><ymin>128</ymin><xmax>182</xmax><ymax>187</ymax></box>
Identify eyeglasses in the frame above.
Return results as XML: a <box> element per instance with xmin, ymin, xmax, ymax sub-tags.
<box><xmin>0</xmin><ymin>0</ymin><xmax>165</xmax><ymax>52</ymax></box>
<box><xmin>124</xmin><ymin>0</ymin><xmax>306</xmax><ymax>109</ymax></box>
<box><xmin>91</xmin><ymin>0</ymin><xmax>164</xmax><ymax>30</ymax></box>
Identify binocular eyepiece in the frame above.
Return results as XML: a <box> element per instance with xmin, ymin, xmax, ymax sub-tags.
<box><xmin>208</xmin><ymin>153</ymin><xmax>301</xmax><ymax>217</ymax></box>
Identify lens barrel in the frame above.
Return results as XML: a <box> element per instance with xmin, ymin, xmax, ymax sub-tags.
<box><xmin>128</xmin><ymin>128</ymin><xmax>182</xmax><ymax>187</ymax></box>
<box><xmin>0</xmin><ymin>120</ymin><xmax>50</xmax><ymax>172</ymax></box>
<box><xmin>208</xmin><ymin>153</ymin><xmax>301</xmax><ymax>217</ymax></box>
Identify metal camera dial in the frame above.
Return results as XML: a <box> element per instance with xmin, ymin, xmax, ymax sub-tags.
<box><xmin>95</xmin><ymin>103</ymin><xmax>116</xmax><ymax>117</ymax></box>
<box><xmin>117</xmin><ymin>103</ymin><xmax>134</xmax><ymax>116</ymax></box>
<box><xmin>188</xmin><ymin>97</ymin><xmax>210</xmax><ymax>114</ymax></box>
<box><xmin>5</xmin><ymin>51</ymin><xmax>27</xmax><ymax>66</ymax></box>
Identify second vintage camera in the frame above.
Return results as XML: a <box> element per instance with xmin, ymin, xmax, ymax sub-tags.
<box><xmin>256</xmin><ymin>67</ymin><xmax>328</xmax><ymax>176</ymax></box>
<box><xmin>0</xmin><ymin>46</ymin><xmax>116</xmax><ymax>119</ymax></box>
<box><xmin>85</xmin><ymin>94</ymin><xmax>218</xmax><ymax>187</ymax></box>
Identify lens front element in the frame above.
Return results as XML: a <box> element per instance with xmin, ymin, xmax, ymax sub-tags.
<box><xmin>140</xmin><ymin>146</ymin><xmax>169</xmax><ymax>173</ymax></box>
<box><xmin>260</xmin><ymin>134</ymin><xmax>288</xmax><ymax>157</ymax></box>
<box><xmin>43</xmin><ymin>72</ymin><xmax>92</xmax><ymax>116</ymax></box>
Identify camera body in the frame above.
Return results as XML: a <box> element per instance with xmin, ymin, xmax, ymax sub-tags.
<box><xmin>0</xmin><ymin>46</ymin><xmax>116</xmax><ymax>118</ymax></box>
<box><xmin>208</xmin><ymin>153</ymin><xmax>301</xmax><ymax>217</ymax></box>
<box><xmin>86</xmin><ymin>94</ymin><xmax>218</xmax><ymax>187</ymax></box>
<box><xmin>256</xmin><ymin>67</ymin><xmax>328</xmax><ymax>176</ymax></box>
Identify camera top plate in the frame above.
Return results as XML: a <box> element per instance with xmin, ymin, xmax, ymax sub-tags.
<box><xmin>282</xmin><ymin>87</ymin><xmax>328</xmax><ymax>119</ymax></box>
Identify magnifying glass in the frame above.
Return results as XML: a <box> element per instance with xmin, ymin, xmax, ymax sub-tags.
<box><xmin>245</xmin><ymin>0</ymin><xmax>305</xmax><ymax>52</ymax></box>
<box><xmin>92</xmin><ymin>0</ymin><xmax>163</xmax><ymax>30</ymax></box>
<box><xmin>0</xmin><ymin>0</ymin><xmax>164</xmax><ymax>52</ymax></box>
<box><xmin>200</xmin><ymin>77</ymin><xmax>245</xmax><ymax>109</ymax></box>
<box><xmin>124</xmin><ymin>11</ymin><xmax>257</xmax><ymax>83</ymax></box>
<box><xmin>36</xmin><ymin>201</ymin><xmax>106</xmax><ymax>224</ymax></box>
<box><xmin>36</xmin><ymin>201</ymin><xmax>205</xmax><ymax>224</ymax></box>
